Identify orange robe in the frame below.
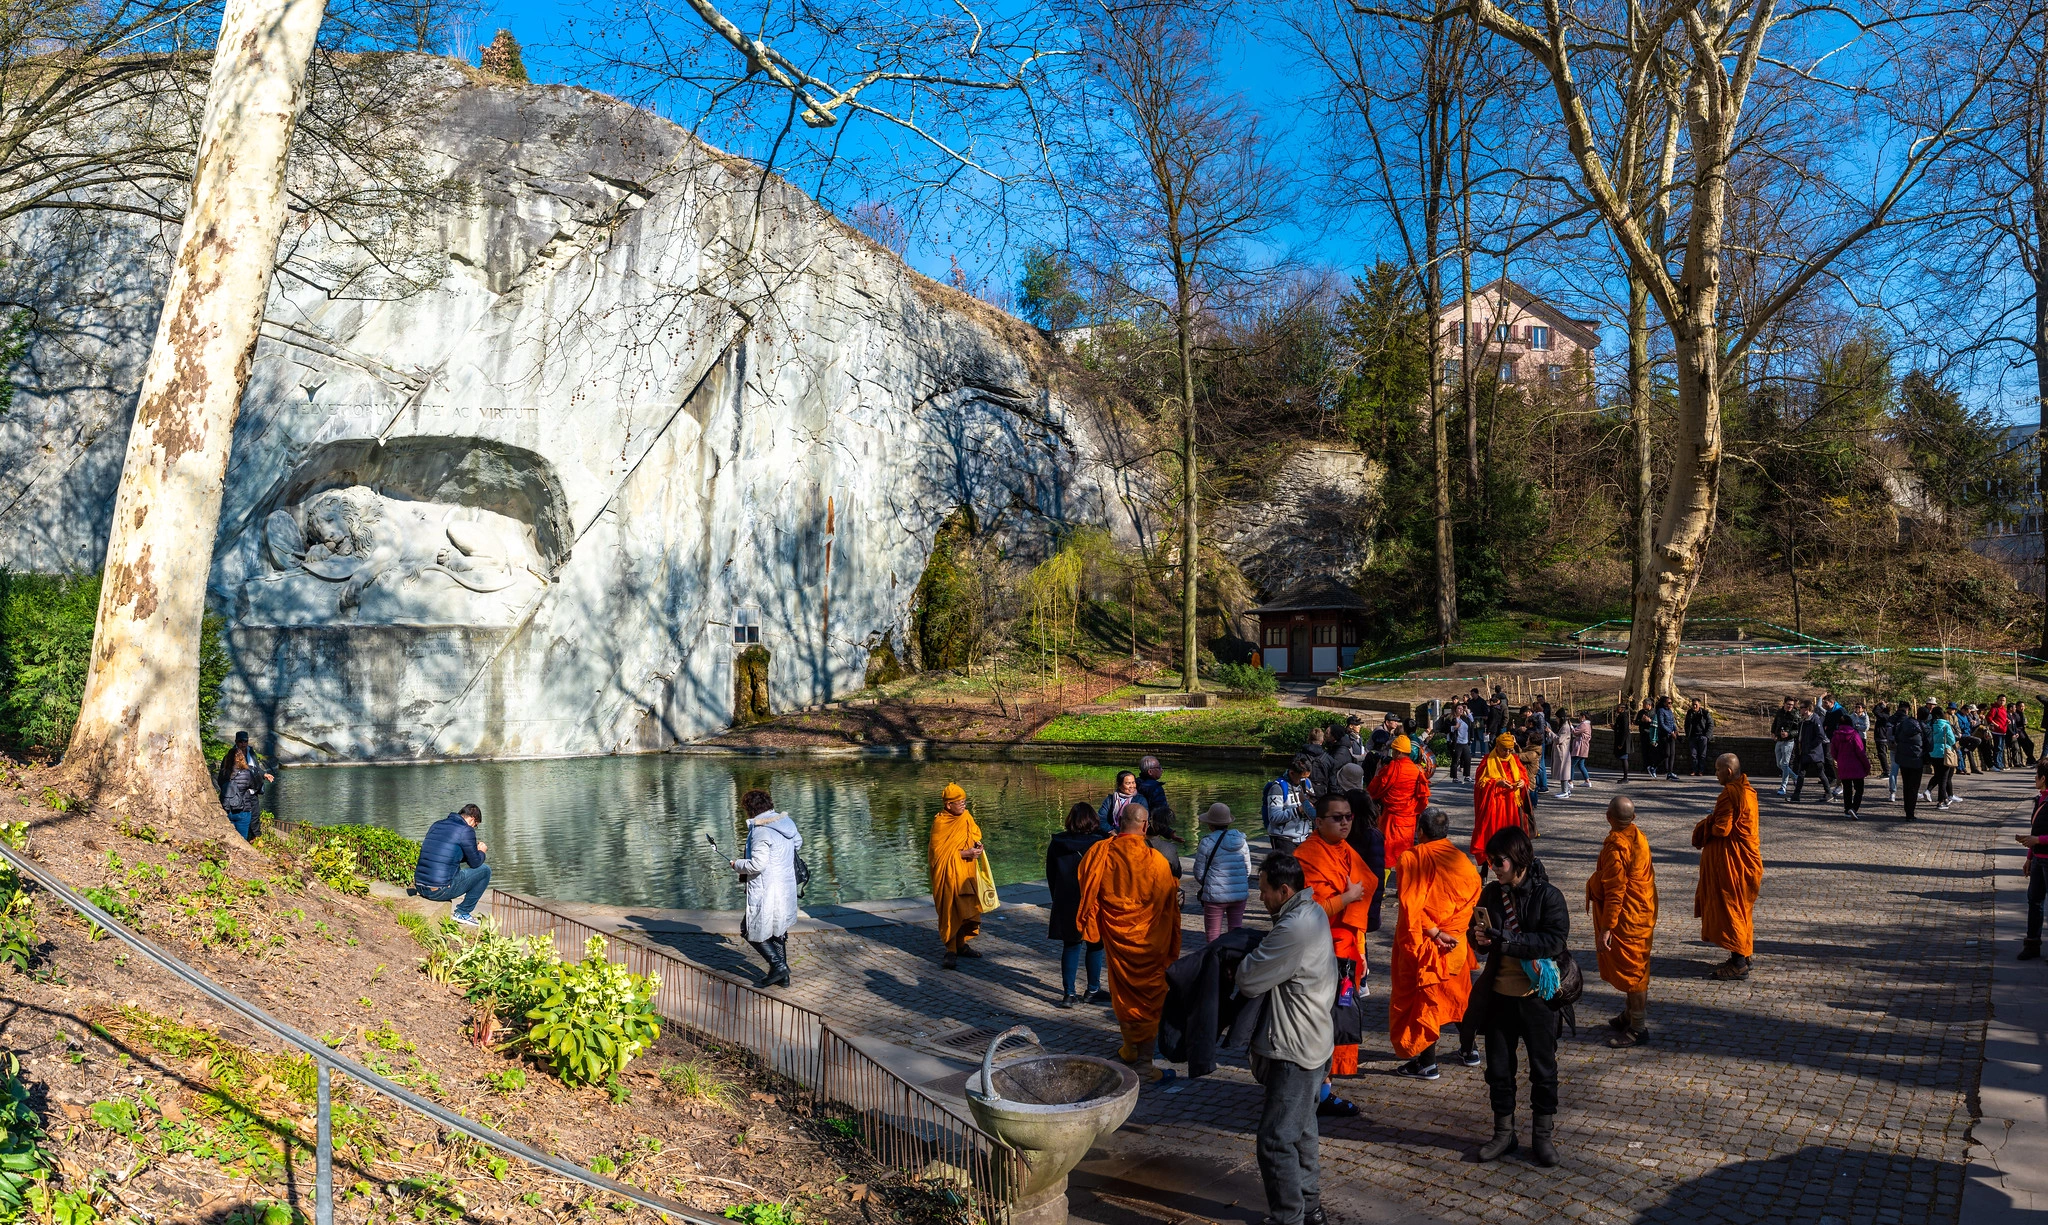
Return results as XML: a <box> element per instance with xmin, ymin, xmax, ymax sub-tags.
<box><xmin>1586</xmin><ymin>824</ymin><xmax>1658</xmax><ymax>992</ymax></box>
<box><xmin>928</xmin><ymin>809</ymin><xmax>985</xmax><ymax>951</ymax></box>
<box><xmin>1388</xmin><ymin>838</ymin><xmax>1483</xmax><ymax>1060</ymax></box>
<box><xmin>1294</xmin><ymin>833</ymin><xmax>1375</xmax><ymax>1075</ymax></box>
<box><xmin>1076</xmin><ymin>832</ymin><xmax>1183</xmax><ymax>1053</ymax></box>
<box><xmin>1370</xmin><ymin>756</ymin><xmax>1432</xmax><ymax>868</ymax></box>
<box><xmin>1470</xmin><ymin>749</ymin><xmax>1529</xmax><ymax>858</ymax></box>
<box><xmin>1692</xmin><ymin>776</ymin><xmax>1762</xmax><ymax>956</ymax></box>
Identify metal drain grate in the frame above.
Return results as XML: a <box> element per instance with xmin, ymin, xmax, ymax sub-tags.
<box><xmin>931</xmin><ymin>1025</ymin><xmax>1007</xmax><ymax>1053</ymax></box>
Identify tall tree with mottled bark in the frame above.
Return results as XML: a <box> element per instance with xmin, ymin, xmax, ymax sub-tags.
<box><xmin>61</xmin><ymin>0</ymin><xmax>328</xmax><ymax>826</ymax></box>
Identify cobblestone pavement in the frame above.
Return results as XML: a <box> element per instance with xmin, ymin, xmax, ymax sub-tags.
<box><xmin>647</xmin><ymin>766</ymin><xmax>2023</xmax><ymax>1225</ymax></box>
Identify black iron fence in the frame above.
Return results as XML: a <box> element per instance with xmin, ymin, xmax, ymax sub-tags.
<box><xmin>477</xmin><ymin>890</ymin><xmax>1019</xmax><ymax>1220</ymax></box>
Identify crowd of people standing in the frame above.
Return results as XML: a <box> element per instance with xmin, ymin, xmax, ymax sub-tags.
<box><xmin>680</xmin><ymin>681</ymin><xmax>2048</xmax><ymax>1225</ymax></box>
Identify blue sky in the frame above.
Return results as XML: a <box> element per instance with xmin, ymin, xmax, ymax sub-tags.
<box><xmin>460</xmin><ymin>0</ymin><xmax>1370</xmax><ymax>299</ymax></box>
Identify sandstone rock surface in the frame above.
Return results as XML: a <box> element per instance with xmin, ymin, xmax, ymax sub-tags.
<box><xmin>0</xmin><ymin>60</ymin><xmax>1142</xmax><ymax>761</ymax></box>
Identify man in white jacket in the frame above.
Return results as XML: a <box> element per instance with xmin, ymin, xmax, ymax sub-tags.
<box><xmin>730</xmin><ymin>788</ymin><xmax>803</xmax><ymax>988</ymax></box>
<box><xmin>1237</xmin><ymin>853</ymin><xmax>1339</xmax><ymax>1225</ymax></box>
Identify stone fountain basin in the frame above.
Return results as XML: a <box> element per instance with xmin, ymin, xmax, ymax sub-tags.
<box><xmin>966</xmin><ymin>1054</ymin><xmax>1139</xmax><ymax>1215</ymax></box>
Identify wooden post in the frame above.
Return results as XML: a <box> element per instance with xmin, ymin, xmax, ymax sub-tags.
<box><xmin>1740</xmin><ymin>648</ymin><xmax>1746</xmax><ymax>688</ymax></box>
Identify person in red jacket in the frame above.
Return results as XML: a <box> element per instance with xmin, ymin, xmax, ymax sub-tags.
<box><xmin>1990</xmin><ymin>697</ymin><xmax>2013</xmax><ymax>771</ymax></box>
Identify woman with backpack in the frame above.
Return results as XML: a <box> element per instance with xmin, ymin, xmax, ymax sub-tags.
<box><xmin>1467</xmin><ymin>826</ymin><xmax>1572</xmax><ymax>1168</ymax></box>
<box><xmin>1190</xmin><ymin>803</ymin><xmax>1252</xmax><ymax>941</ymax></box>
<box><xmin>215</xmin><ymin>731</ymin><xmax>273</xmax><ymax>842</ymax></box>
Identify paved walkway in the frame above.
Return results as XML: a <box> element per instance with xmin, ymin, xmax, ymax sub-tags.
<box><xmin>628</xmin><ymin>767</ymin><xmax>2035</xmax><ymax>1225</ymax></box>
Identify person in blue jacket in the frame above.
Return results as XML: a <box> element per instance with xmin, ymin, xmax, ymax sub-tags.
<box><xmin>414</xmin><ymin>804</ymin><xmax>491</xmax><ymax>925</ymax></box>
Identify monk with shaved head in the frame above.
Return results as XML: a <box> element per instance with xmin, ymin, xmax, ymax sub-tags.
<box><xmin>1693</xmin><ymin>753</ymin><xmax>1762</xmax><ymax>981</ymax></box>
<box><xmin>1586</xmin><ymin>795</ymin><xmax>1657</xmax><ymax>1046</ymax></box>
<box><xmin>1078</xmin><ymin>801</ymin><xmax>1183</xmax><ymax>1081</ymax></box>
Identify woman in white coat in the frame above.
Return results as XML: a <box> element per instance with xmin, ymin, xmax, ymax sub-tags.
<box><xmin>730</xmin><ymin>788</ymin><xmax>803</xmax><ymax>987</ymax></box>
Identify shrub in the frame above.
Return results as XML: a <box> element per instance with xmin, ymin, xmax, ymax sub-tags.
<box><xmin>305</xmin><ymin>841</ymin><xmax>369</xmax><ymax>896</ymax></box>
<box><xmin>444</xmin><ymin>931</ymin><xmax>559</xmax><ymax>1016</ymax></box>
<box><xmin>0</xmin><ymin>1053</ymin><xmax>48</xmax><ymax>1217</ymax></box>
<box><xmin>311</xmin><ymin>826</ymin><xmax>418</xmax><ymax>885</ymax></box>
<box><xmin>518</xmin><ymin>936</ymin><xmax>660</xmax><ymax>1087</ymax></box>
<box><xmin>0</xmin><ymin>570</ymin><xmax>233</xmax><ymax>761</ymax></box>
<box><xmin>1212</xmin><ymin>661</ymin><xmax>1278</xmax><ymax>695</ymax></box>
<box><xmin>0</xmin><ymin>571</ymin><xmax>98</xmax><ymax>754</ymax></box>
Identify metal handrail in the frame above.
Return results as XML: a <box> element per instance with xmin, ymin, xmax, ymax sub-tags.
<box><xmin>0</xmin><ymin>843</ymin><xmax>717</xmax><ymax>1225</ymax></box>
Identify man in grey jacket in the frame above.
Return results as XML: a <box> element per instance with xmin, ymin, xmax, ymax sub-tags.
<box><xmin>1237</xmin><ymin>853</ymin><xmax>1340</xmax><ymax>1225</ymax></box>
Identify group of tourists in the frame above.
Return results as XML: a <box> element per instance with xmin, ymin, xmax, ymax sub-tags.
<box><xmin>717</xmin><ymin>715</ymin><xmax>1765</xmax><ymax>1224</ymax></box>
<box><xmin>1769</xmin><ymin>691</ymin><xmax>2036</xmax><ymax>820</ymax></box>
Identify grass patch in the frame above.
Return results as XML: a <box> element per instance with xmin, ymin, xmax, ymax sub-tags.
<box><xmin>658</xmin><ymin>1061</ymin><xmax>734</xmax><ymax>1109</ymax></box>
<box><xmin>1034</xmin><ymin>700</ymin><xmax>1344</xmax><ymax>752</ymax></box>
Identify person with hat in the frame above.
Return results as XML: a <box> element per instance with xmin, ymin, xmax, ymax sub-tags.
<box><xmin>929</xmin><ymin>783</ymin><xmax>987</xmax><ymax>969</ymax></box>
<box><xmin>1191</xmin><ymin>803</ymin><xmax>1252</xmax><ymax>941</ymax></box>
<box><xmin>1369</xmin><ymin>733</ymin><xmax>1433</xmax><ymax>874</ymax></box>
<box><xmin>214</xmin><ymin>731</ymin><xmax>274</xmax><ymax>841</ymax></box>
<box><xmin>415</xmin><ymin>803</ymin><xmax>492</xmax><ymax>927</ymax></box>
<box><xmin>1472</xmin><ymin>734</ymin><xmax>1531</xmax><ymax>879</ymax></box>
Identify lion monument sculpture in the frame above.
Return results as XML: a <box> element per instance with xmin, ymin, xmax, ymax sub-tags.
<box><xmin>265</xmin><ymin>485</ymin><xmax>530</xmax><ymax>614</ymax></box>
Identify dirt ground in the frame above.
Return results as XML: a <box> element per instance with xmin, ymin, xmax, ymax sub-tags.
<box><xmin>0</xmin><ymin>761</ymin><xmax>962</xmax><ymax>1225</ymax></box>
<box><xmin>706</xmin><ymin>657</ymin><xmax>1160</xmax><ymax>749</ymax></box>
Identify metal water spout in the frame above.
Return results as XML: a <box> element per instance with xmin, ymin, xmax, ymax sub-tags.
<box><xmin>964</xmin><ymin>1028</ymin><xmax>1140</xmax><ymax>1225</ymax></box>
<box><xmin>973</xmin><ymin>1024</ymin><xmax>1040</xmax><ymax>1105</ymax></box>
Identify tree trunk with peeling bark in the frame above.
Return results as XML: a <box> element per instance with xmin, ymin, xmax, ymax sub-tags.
<box><xmin>1627</xmin><ymin>274</ymin><xmax>1654</xmax><ymax>595</ymax></box>
<box><xmin>60</xmin><ymin>0</ymin><xmax>328</xmax><ymax>828</ymax></box>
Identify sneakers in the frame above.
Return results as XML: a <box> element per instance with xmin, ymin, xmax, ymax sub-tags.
<box><xmin>1056</xmin><ymin>994</ymin><xmax>1076</xmax><ymax>1009</ymax></box>
<box><xmin>1086</xmin><ymin>988</ymin><xmax>1111</xmax><ymax>1005</ymax></box>
<box><xmin>1558</xmin><ymin>788</ymin><xmax>1573</xmax><ymax>800</ymax></box>
<box><xmin>2019</xmin><ymin>941</ymin><xmax>2040</xmax><ymax>961</ymax></box>
<box><xmin>1391</xmin><ymin>1058</ymin><xmax>1440</xmax><ymax>1081</ymax></box>
<box><xmin>1458</xmin><ymin>1048</ymin><xmax>1483</xmax><ymax>1067</ymax></box>
<box><xmin>450</xmin><ymin>910</ymin><xmax>480</xmax><ymax>927</ymax></box>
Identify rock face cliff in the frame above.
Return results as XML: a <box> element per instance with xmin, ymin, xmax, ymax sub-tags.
<box><xmin>0</xmin><ymin>60</ymin><xmax>1141</xmax><ymax>762</ymax></box>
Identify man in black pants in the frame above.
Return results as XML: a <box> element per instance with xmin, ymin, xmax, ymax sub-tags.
<box><xmin>1237</xmin><ymin>854</ymin><xmax>1339</xmax><ymax>1225</ymax></box>
<box><xmin>1792</xmin><ymin>701</ymin><xmax>1836</xmax><ymax>803</ymax></box>
<box><xmin>1891</xmin><ymin>705</ymin><xmax>1927</xmax><ymax>821</ymax></box>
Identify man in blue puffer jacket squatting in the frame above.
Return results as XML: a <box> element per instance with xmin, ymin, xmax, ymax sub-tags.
<box><xmin>414</xmin><ymin>804</ymin><xmax>491</xmax><ymax>926</ymax></box>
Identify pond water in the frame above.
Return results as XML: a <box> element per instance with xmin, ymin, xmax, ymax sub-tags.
<box><xmin>269</xmin><ymin>754</ymin><xmax>1277</xmax><ymax>912</ymax></box>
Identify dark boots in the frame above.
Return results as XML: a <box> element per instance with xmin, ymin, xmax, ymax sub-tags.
<box><xmin>1478</xmin><ymin>1113</ymin><xmax>1517</xmax><ymax>1161</ymax></box>
<box><xmin>2022</xmin><ymin>940</ymin><xmax>2041</xmax><ymax>961</ymax></box>
<box><xmin>750</xmin><ymin>937</ymin><xmax>791</xmax><ymax>987</ymax></box>
<box><xmin>1531</xmin><ymin>1114</ymin><xmax>1558</xmax><ymax>1167</ymax></box>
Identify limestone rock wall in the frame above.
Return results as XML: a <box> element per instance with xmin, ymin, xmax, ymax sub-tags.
<box><xmin>0</xmin><ymin>60</ymin><xmax>1144</xmax><ymax>761</ymax></box>
<box><xmin>1215</xmin><ymin>446</ymin><xmax>1381</xmax><ymax>598</ymax></box>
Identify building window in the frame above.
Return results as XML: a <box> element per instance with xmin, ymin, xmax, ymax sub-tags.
<box><xmin>1545</xmin><ymin>364</ymin><xmax>1564</xmax><ymax>382</ymax></box>
<box><xmin>1494</xmin><ymin>323</ymin><xmax>1513</xmax><ymax>343</ymax></box>
<box><xmin>1530</xmin><ymin>325</ymin><xmax>1551</xmax><ymax>350</ymax></box>
<box><xmin>1341</xmin><ymin>624</ymin><xmax>1357</xmax><ymax>644</ymax></box>
<box><xmin>1264</xmin><ymin>625</ymin><xmax>1287</xmax><ymax>646</ymax></box>
<box><xmin>733</xmin><ymin>609</ymin><xmax>761</xmax><ymax>645</ymax></box>
<box><xmin>1313</xmin><ymin>624</ymin><xmax>1337</xmax><ymax>645</ymax></box>
<box><xmin>1444</xmin><ymin>358</ymin><xmax>1462</xmax><ymax>382</ymax></box>
<box><xmin>1498</xmin><ymin>360</ymin><xmax>1517</xmax><ymax>383</ymax></box>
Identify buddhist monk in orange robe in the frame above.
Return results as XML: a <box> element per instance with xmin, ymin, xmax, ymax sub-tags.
<box><xmin>1388</xmin><ymin>805</ymin><xmax>1482</xmax><ymax>1076</ymax></box>
<box><xmin>1294</xmin><ymin>795</ymin><xmax>1375</xmax><ymax>1082</ymax></box>
<box><xmin>1693</xmin><ymin>753</ymin><xmax>1762</xmax><ymax>980</ymax></box>
<box><xmin>1586</xmin><ymin>795</ymin><xmax>1657</xmax><ymax>1046</ymax></box>
<box><xmin>1471</xmin><ymin>733</ymin><xmax>1530</xmax><ymax>871</ymax></box>
<box><xmin>929</xmin><ymin>783</ymin><xmax>986</xmax><ymax>969</ymax></box>
<box><xmin>1077</xmin><ymin>802</ymin><xmax>1183</xmax><ymax>1080</ymax></box>
<box><xmin>1370</xmin><ymin>734</ymin><xmax>1432</xmax><ymax>871</ymax></box>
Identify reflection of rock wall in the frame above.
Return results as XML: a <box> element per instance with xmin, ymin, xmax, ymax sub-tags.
<box><xmin>1215</xmin><ymin>446</ymin><xmax>1382</xmax><ymax>598</ymax></box>
<box><xmin>0</xmin><ymin>60</ymin><xmax>1146</xmax><ymax>761</ymax></box>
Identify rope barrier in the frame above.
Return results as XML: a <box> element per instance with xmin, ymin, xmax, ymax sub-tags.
<box><xmin>0</xmin><ymin>843</ymin><xmax>714</xmax><ymax>1225</ymax></box>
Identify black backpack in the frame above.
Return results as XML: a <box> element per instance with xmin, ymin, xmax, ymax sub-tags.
<box><xmin>794</xmin><ymin>855</ymin><xmax>811</xmax><ymax>898</ymax></box>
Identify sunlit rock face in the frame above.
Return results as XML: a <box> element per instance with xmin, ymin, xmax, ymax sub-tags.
<box><xmin>0</xmin><ymin>59</ymin><xmax>1144</xmax><ymax>761</ymax></box>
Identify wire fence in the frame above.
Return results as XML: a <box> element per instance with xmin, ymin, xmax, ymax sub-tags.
<box><xmin>478</xmin><ymin>891</ymin><xmax>1020</xmax><ymax>1220</ymax></box>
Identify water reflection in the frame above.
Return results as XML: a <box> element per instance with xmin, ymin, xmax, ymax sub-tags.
<box><xmin>269</xmin><ymin>754</ymin><xmax>1275</xmax><ymax>911</ymax></box>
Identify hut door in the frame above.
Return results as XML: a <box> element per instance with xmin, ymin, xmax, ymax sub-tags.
<box><xmin>1289</xmin><ymin>627</ymin><xmax>1311</xmax><ymax>677</ymax></box>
